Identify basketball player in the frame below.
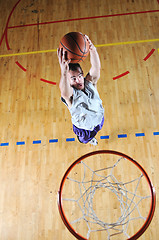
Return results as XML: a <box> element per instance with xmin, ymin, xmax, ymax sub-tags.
<box><xmin>57</xmin><ymin>35</ymin><xmax>104</xmax><ymax>145</ymax></box>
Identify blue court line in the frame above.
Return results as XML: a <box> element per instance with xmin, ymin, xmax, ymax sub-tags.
<box><xmin>49</xmin><ymin>139</ymin><xmax>58</xmax><ymax>143</ymax></box>
<box><xmin>1</xmin><ymin>131</ymin><xmax>159</xmax><ymax>147</ymax></box>
<box><xmin>33</xmin><ymin>140</ymin><xmax>41</xmax><ymax>144</ymax></box>
<box><xmin>66</xmin><ymin>138</ymin><xmax>75</xmax><ymax>142</ymax></box>
<box><xmin>100</xmin><ymin>135</ymin><xmax>109</xmax><ymax>139</ymax></box>
<box><xmin>153</xmin><ymin>132</ymin><xmax>159</xmax><ymax>136</ymax></box>
<box><xmin>135</xmin><ymin>133</ymin><xmax>145</xmax><ymax>137</ymax></box>
<box><xmin>16</xmin><ymin>141</ymin><xmax>25</xmax><ymax>145</ymax></box>
<box><xmin>0</xmin><ymin>142</ymin><xmax>9</xmax><ymax>146</ymax></box>
<box><xmin>118</xmin><ymin>134</ymin><xmax>127</xmax><ymax>138</ymax></box>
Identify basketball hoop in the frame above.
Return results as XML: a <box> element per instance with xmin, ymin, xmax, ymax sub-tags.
<box><xmin>58</xmin><ymin>150</ymin><xmax>156</xmax><ymax>240</ymax></box>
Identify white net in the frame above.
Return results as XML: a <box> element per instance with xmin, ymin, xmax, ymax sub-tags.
<box><xmin>61</xmin><ymin>155</ymin><xmax>152</xmax><ymax>239</ymax></box>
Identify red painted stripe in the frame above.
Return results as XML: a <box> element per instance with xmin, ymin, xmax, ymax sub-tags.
<box><xmin>8</xmin><ymin>10</ymin><xmax>159</xmax><ymax>29</ymax></box>
<box><xmin>40</xmin><ymin>79</ymin><xmax>56</xmax><ymax>85</ymax></box>
<box><xmin>113</xmin><ymin>71</ymin><xmax>130</xmax><ymax>80</ymax></box>
<box><xmin>4</xmin><ymin>0</ymin><xmax>22</xmax><ymax>50</ymax></box>
<box><xmin>15</xmin><ymin>61</ymin><xmax>27</xmax><ymax>71</ymax></box>
<box><xmin>5</xmin><ymin>28</ymin><xmax>10</xmax><ymax>50</ymax></box>
<box><xmin>143</xmin><ymin>49</ymin><xmax>155</xmax><ymax>61</ymax></box>
<box><xmin>0</xmin><ymin>30</ymin><xmax>6</xmax><ymax>48</ymax></box>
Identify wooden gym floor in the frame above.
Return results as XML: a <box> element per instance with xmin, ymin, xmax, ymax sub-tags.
<box><xmin>0</xmin><ymin>0</ymin><xmax>159</xmax><ymax>239</ymax></box>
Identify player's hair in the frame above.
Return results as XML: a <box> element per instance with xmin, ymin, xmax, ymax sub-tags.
<box><xmin>68</xmin><ymin>63</ymin><xmax>83</xmax><ymax>72</ymax></box>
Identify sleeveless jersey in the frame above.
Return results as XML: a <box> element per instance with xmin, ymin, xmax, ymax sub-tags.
<box><xmin>69</xmin><ymin>80</ymin><xmax>104</xmax><ymax>131</ymax></box>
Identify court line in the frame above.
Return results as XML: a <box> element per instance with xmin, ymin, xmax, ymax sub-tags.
<box><xmin>66</xmin><ymin>138</ymin><xmax>75</xmax><ymax>142</ymax></box>
<box><xmin>0</xmin><ymin>0</ymin><xmax>22</xmax><ymax>49</ymax></box>
<box><xmin>49</xmin><ymin>139</ymin><xmax>58</xmax><ymax>143</ymax></box>
<box><xmin>0</xmin><ymin>30</ymin><xmax>6</xmax><ymax>48</ymax></box>
<box><xmin>100</xmin><ymin>136</ymin><xmax>109</xmax><ymax>140</ymax></box>
<box><xmin>118</xmin><ymin>134</ymin><xmax>127</xmax><ymax>138</ymax></box>
<box><xmin>7</xmin><ymin>10</ymin><xmax>159</xmax><ymax>29</ymax></box>
<box><xmin>96</xmin><ymin>39</ymin><xmax>159</xmax><ymax>47</ymax></box>
<box><xmin>144</xmin><ymin>49</ymin><xmax>155</xmax><ymax>61</ymax></box>
<box><xmin>33</xmin><ymin>140</ymin><xmax>41</xmax><ymax>144</ymax></box>
<box><xmin>15</xmin><ymin>61</ymin><xmax>27</xmax><ymax>71</ymax></box>
<box><xmin>1</xmin><ymin>5</ymin><xmax>158</xmax><ymax>50</ymax></box>
<box><xmin>40</xmin><ymin>78</ymin><xmax>56</xmax><ymax>85</ymax></box>
<box><xmin>0</xmin><ymin>143</ymin><xmax>9</xmax><ymax>146</ymax></box>
<box><xmin>135</xmin><ymin>133</ymin><xmax>145</xmax><ymax>137</ymax></box>
<box><xmin>0</xmin><ymin>39</ymin><xmax>159</xmax><ymax>58</ymax></box>
<box><xmin>113</xmin><ymin>71</ymin><xmax>130</xmax><ymax>80</ymax></box>
<box><xmin>1</xmin><ymin>132</ymin><xmax>159</xmax><ymax>147</ymax></box>
<box><xmin>16</xmin><ymin>141</ymin><xmax>25</xmax><ymax>145</ymax></box>
<box><xmin>0</xmin><ymin>49</ymin><xmax>57</xmax><ymax>58</ymax></box>
<box><xmin>5</xmin><ymin>0</ymin><xmax>22</xmax><ymax>50</ymax></box>
<box><xmin>153</xmin><ymin>132</ymin><xmax>159</xmax><ymax>135</ymax></box>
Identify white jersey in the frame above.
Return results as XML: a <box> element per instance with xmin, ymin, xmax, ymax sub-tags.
<box><xmin>69</xmin><ymin>80</ymin><xmax>104</xmax><ymax>130</ymax></box>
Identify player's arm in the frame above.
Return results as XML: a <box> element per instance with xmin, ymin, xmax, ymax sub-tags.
<box><xmin>85</xmin><ymin>35</ymin><xmax>101</xmax><ymax>87</ymax></box>
<box><xmin>57</xmin><ymin>48</ymin><xmax>73</xmax><ymax>107</ymax></box>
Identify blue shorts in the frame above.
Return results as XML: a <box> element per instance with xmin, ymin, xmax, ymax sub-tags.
<box><xmin>73</xmin><ymin>117</ymin><xmax>104</xmax><ymax>144</ymax></box>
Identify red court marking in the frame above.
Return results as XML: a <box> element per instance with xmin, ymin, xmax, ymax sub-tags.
<box><xmin>0</xmin><ymin>31</ymin><xmax>6</xmax><ymax>48</ymax></box>
<box><xmin>15</xmin><ymin>61</ymin><xmax>27</xmax><ymax>71</ymax></box>
<box><xmin>0</xmin><ymin>0</ymin><xmax>21</xmax><ymax>48</ymax></box>
<box><xmin>113</xmin><ymin>71</ymin><xmax>130</xmax><ymax>80</ymax></box>
<box><xmin>40</xmin><ymin>79</ymin><xmax>56</xmax><ymax>85</ymax></box>
<box><xmin>8</xmin><ymin>10</ymin><xmax>159</xmax><ymax>29</ymax></box>
<box><xmin>4</xmin><ymin>0</ymin><xmax>22</xmax><ymax>50</ymax></box>
<box><xmin>144</xmin><ymin>49</ymin><xmax>155</xmax><ymax>61</ymax></box>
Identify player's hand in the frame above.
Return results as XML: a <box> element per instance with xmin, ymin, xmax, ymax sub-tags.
<box><xmin>84</xmin><ymin>35</ymin><xmax>96</xmax><ymax>51</ymax></box>
<box><xmin>57</xmin><ymin>48</ymin><xmax>71</xmax><ymax>74</ymax></box>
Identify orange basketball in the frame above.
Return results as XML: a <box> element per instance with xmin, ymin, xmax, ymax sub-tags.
<box><xmin>59</xmin><ymin>32</ymin><xmax>90</xmax><ymax>63</ymax></box>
